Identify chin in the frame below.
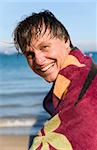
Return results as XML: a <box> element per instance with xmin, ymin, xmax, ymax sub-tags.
<box><xmin>44</xmin><ymin>73</ymin><xmax>58</xmax><ymax>83</ymax></box>
<box><xmin>45</xmin><ymin>79</ymin><xmax>53</xmax><ymax>83</ymax></box>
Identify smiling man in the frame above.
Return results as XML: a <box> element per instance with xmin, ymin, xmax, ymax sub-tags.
<box><xmin>24</xmin><ymin>28</ymin><xmax>71</xmax><ymax>83</ymax></box>
<box><xmin>13</xmin><ymin>10</ymin><xmax>97</xmax><ymax>150</ymax></box>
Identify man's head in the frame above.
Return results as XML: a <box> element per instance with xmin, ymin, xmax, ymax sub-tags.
<box><xmin>13</xmin><ymin>10</ymin><xmax>73</xmax><ymax>82</ymax></box>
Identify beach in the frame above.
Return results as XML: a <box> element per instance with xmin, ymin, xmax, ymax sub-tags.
<box><xmin>0</xmin><ymin>135</ymin><xmax>29</xmax><ymax>150</ymax></box>
<box><xmin>0</xmin><ymin>54</ymin><xmax>50</xmax><ymax>150</ymax></box>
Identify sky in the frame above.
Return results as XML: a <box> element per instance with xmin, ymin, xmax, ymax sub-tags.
<box><xmin>0</xmin><ymin>0</ymin><xmax>97</xmax><ymax>53</ymax></box>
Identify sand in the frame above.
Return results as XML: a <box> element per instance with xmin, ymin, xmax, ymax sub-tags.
<box><xmin>0</xmin><ymin>135</ymin><xmax>29</xmax><ymax>150</ymax></box>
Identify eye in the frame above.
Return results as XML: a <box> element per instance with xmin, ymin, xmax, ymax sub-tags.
<box><xmin>40</xmin><ymin>45</ymin><xmax>49</xmax><ymax>51</ymax></box>
<box><xmin>43</xmin><ymin>45</ymin><xmax>49</xmax><ymax>48</ymax></box>
<box><xmin>26</xmin><ymin>51</ymin><xmax>35</xmax><ymax>59</ymax></box>
<box><xmin>43</xmin><ymin>45</ymin><xmax>48</xmax><ymax>48</ymax></box>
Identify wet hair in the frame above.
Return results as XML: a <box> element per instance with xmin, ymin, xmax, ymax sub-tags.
<box><xmin>13</xmin><ymin>10</ymin><xmax>73</xmax><ymax>53</ymax></box>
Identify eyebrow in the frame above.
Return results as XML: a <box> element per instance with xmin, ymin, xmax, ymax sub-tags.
<box><xmin>38</xmin><ymin>41</ymin><xmax>51</xmax><ymax>47</ymax></box>
<box><xmin>29</xmin><ymin>39</ymin><xmax>51</xmax><ymax>51</ymax></box>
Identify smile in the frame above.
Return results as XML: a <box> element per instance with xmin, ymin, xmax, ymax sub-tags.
<box><xmin>36</xmin><ymin>62</ymin><xmax>55</xmax><ymax>72</ymax></box>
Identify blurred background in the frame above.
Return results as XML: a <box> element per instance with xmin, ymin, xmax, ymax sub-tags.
<box><xmin>0</xmin><ymin>1</ymin><xmax>97</xmax><ymax>136</ymax></box>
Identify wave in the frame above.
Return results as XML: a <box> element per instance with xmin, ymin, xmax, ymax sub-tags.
<box><xmin>0</xmin><ymin>90</ymin><xmax>48</xmax><ymax>97</ymax></box>
<box><xmin>0</xmin><ymin>118</ymin><xmax>36</xmax><ymax>127</ymax></box>
<box><xmin>0</xmin><ymin>49</ymin><xmax>96</xmax><ymax>55</ymax></box>
<box><xmin>0</xmin><ymin>113</ymin><xmax>49</xmax><ymax>127</ymax></box>
<box><xmin>0</xmin><ymin>102</ymin><xmax>42</xmax><ymax>108</ymax></box>
<box><xmin>0</xmin><ymin>50</ymin><xmax>17</xmax><ymax>55</ymax></box>
<box><xmin>0</xmin><ymin>114</ymin><xmax>50</xmax><ymax>135</ymax></box>
<box><xmin>0</xmin><ymin>46</ymin><xmax>18</xmax><ymax>55</ymax></box>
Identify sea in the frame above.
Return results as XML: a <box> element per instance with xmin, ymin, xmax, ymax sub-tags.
<box><xmin>0</xmin><ymin>50</ymin><xmax>97</xmax><ymax>136</ymax></box>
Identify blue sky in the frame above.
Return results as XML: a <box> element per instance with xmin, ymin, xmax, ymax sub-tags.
<box><xmin>0</xmin><ymin>0</ymin><xmax>97</xmax><ymax>53</ymax></box>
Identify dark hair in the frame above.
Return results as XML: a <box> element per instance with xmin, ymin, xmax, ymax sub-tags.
<box><xmin>13</xmin><ymin>10</ymin><xmax>73</xmax><ymax>53</ymax></box>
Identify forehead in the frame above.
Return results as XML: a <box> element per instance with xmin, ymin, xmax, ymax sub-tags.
<box><xmin>30</xmin><ymin>27</ymin><xmax>52</xmax><ymax>46</ymax></box>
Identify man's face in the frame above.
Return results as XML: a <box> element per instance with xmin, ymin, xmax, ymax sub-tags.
<box><xmin>24</xmin><ymin>29</ymin><xmax>71</xmax><ymax>82</ymax></box>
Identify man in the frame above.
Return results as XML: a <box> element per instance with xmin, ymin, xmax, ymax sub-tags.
<box><xmin>13</xmin><ymin>10</ymin><xmax>97</xmax><ymax>150</ymax></box>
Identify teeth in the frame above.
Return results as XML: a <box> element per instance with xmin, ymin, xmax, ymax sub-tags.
<box><xmin>40</xmin><ymin>63</ymin><xmax>54</xmax><ymax>72</ymax></box>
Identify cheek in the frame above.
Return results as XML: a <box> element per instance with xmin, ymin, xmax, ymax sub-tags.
<box><xmin>47</xmin><ymin>50</ymin><xmax>57</xmax><ymax>59</ymax></box>
<box><xmin>27</xmin><ymin>61</ymin><xmax>38</xmax><ymax>74</ymax></box>
<box><xmin>29</xmin><ymin>65</ymin><xmax>36</xmax><ymax>74</ymax></box>
<box><xmin>27</xmin><ymin>59</ymin><xmax>34</xmax><ymax>70</ymax></box>
<box><xmin>27</xmin><ymin>58</ymin><xmax>33</xmax><ymax>66</ymax></box>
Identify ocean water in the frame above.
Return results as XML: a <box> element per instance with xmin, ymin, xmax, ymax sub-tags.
<box><xmin>0</xmin><ymin>50</ymin><xmax>97</xmax><ymax>135</ymax></box>
<box><xmin>0</xmin><ymin>53</ymin><xmax>51</xmax><ymax>135</ymax></box>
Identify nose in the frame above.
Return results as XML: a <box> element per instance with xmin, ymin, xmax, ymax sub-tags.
<box><xmin>34</xmin><ymin>51</ymin><xmax>45</xmax><ymax>66</ymax></box>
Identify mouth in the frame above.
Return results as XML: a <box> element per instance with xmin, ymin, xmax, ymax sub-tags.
<box><xmin>36</xmin><ymin>62</ymin><xmax>55</xmax><ymax>73</ymax></box>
